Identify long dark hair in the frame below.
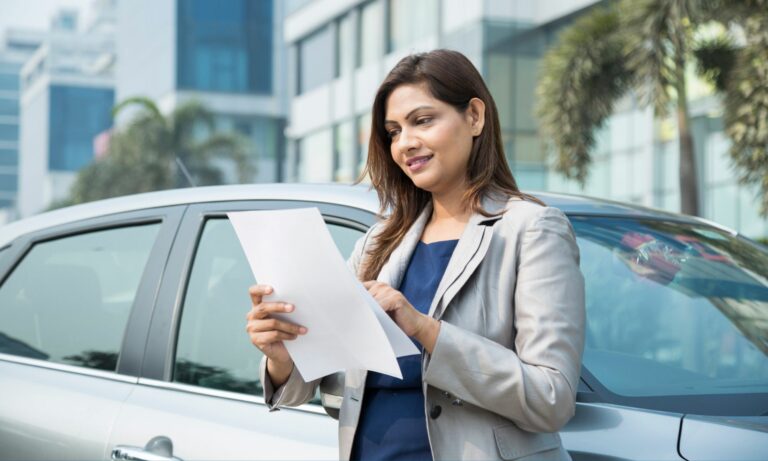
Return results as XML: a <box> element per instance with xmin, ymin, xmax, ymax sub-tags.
<box><xmin>359</xmin><ymin>49</ymin><xmax>543</xmax><ymax>281</ymax></box>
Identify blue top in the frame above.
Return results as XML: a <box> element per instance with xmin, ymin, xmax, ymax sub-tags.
<box><xmin>351</xmin><ymin>239</ymin><xmax>459</xmax><ymax>461</ymax></box>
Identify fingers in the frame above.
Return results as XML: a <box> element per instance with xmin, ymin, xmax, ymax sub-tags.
<box><xmin>248</xmin><ymin>284</ymin><xmax>273</xmax><ymax>305</ymax></box>
<box><xmin>363</xmin><ymin>280</ymin><xmax>389</xmax><ymax>296</ymax></box>
<box><xmin>248</xmin><ymin>329</ymin><xmax>299</xmax><ymax>350</ymax></box>
<box><xmin>363</xmin><ymin>280</ymin><xmax>392</xmax><ymax>288</ymax></box>
<box><xmin>365</xmin><ymin>281</ymin><xmax>400</xmax><ymax>305</ymax></box>
<box><xmin>246</xmin><ymin>301</ymin><xmax>295</xmax><ymax>320</ymax></box>
<box><xmin>246</xmin><ymin>316</ymin><xmax>307</xmax><ymax>336</ymax></box>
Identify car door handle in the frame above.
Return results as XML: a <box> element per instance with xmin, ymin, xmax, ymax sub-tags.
<box><xmin>111</xmin><ymin>436</ymin><xmax>183</xmax><ymax>461</ymax></box>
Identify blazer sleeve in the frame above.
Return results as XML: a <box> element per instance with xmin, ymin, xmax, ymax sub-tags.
<box><xmin>422</xmin><ymin>206</ymin><xmax>586</xmax><ymax>433</ymax></box>
<box><xmin>260</xmin><ymin>223</ymin><xmax>376</xmax><ymax>410</ymax></box>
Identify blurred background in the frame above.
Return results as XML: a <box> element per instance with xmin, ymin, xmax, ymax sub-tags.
<box><xmin>0</xmin><ymin>0</ymin><xmax>766</xmax><ymax>241</ymax></box>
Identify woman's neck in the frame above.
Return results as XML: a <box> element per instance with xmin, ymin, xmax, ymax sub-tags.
<box><xmin>430</xmin><ymin>184</ymin><xmax>471</xmax><ymax>222</ymax></box>
<box><xmin>421</xmin><ymin>186</ymin><xmax>472</xmax><ymax>243</ymax></box>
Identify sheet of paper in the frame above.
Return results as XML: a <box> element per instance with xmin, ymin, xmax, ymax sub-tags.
<box><xmin>228</xmin><ymin>208</ymin><xmax>418</xmax><ymax>382</ymax></box>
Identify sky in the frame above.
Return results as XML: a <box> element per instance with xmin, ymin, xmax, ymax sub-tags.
<box><xmin>0</xmin><ymin>0</ymin><xmax>91</xmax><ymax>36</ymax></box>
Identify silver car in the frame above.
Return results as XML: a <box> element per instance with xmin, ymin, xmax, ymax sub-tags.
<box><xmin>0</xmin><ymin>184</ymin><xmax>766</xmax><ymax>460</ymax></box>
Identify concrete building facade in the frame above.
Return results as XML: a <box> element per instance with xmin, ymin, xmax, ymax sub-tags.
<box><xmin>283</xmin><ymin>0</ymin><xmax>767</xmax><ymax>238</ymax></box>
<box><xmin>282</xmin><ymin>0</ymin><xmax>594</xmax><ymax>185</ymax></box>
<box><xmin>17</xmin><ymin>5</ymin><xmax>116</xmax><ymax>217</ymax></box>
<box><xmin>0</xmin><ymin>29</ymin><xmax>45</xmax><ymax>223</ymax></box>
<box><xmin>115</xmin><ymin>0</ymin><xmax>289</xmax><ymax>184</ymax></box>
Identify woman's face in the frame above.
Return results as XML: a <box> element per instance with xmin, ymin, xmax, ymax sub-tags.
<box><xmin>384</xmin><ymin>83</ymin><xmax>484</xmax><ymax>196</ymax></box>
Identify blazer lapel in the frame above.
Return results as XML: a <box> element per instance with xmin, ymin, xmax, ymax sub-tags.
<box><xmin>427</xmin><ymin>195</ymin><xmax>507</xmax><ymax>319</ymax></box>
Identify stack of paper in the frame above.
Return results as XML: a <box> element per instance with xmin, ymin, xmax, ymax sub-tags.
<box><xmin>228</xmin><ymin>208</ymin><xmax>419</xmax><ymax>382</ymax></box>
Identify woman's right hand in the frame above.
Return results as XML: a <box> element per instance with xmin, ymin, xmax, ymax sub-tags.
<box><xmin>246</xmin><ymin>284</ymin><xmax>307</xmax><ymax>385</ymax></box>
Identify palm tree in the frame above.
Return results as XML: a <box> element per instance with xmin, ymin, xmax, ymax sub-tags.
<box><xmin>66</xmin><ymin>97</ymin><xmax>254</xmax><ymax>205</ymax></box>
<box><xmin>536</xmin><ymin>0</ymin><xmax>768</xmax><ymax>216</ymax></box>
<box><xmin>708</xmin><ymin>0</ymin><xmax>768</xmax><ymax>215</ymax></box>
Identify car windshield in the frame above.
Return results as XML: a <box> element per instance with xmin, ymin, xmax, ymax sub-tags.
<box><xmin>572</xmin><ymin>216</ymin><xmax>768</xmax><ymax>397</ymax></box>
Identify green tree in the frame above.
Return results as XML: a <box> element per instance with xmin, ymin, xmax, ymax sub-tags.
<box><xmin>708</xmin><ymin>0</ymin><xmax>768</xmax><ymax>215</ymax></box>
<box><xmin>536</xmin><ymin>0</ymin><xmax>768</xmax><ymax>216</ymax></box>
<box><xmin>65</xmin><ymin>97</ymin><xmax>254</xmax><ymax>205</ymax></box>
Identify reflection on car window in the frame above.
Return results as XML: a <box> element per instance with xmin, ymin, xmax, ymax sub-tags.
<box><xmin>0</xmin><ymin>224</ymin><xmax>160</xmax><ymax>371</ymax></box>
<box><xmin>174</xmin><ymin>217</ymin><xmax>364</xmax><ymax>398</ymax></box>
<box><xmin>572</xmin><ymin>216</ymin><xmax>768</xmax><ymax>397</ymax></box>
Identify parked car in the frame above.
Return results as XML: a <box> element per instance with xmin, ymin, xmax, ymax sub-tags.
<box><xmin>0</xmin><ymin>183</ymin><xmax>766</xmax><ymax>461</ymax></box>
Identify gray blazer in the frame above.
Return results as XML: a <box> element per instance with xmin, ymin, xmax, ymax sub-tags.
<box><xmin>260</xmin><ymin>195</ymin><xmax>586</xmax><ymax>460</ymax></box>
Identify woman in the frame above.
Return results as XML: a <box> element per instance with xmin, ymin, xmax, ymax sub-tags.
<box><xmin>246</xmin><ymin>49</ymin><xmax>585</xmax><ymax>460</ymax></box>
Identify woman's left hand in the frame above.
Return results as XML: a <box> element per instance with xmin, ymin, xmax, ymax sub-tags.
<box><xmin>363</xmin><ymin>281</ymin><xmax>441</xmax><ymax>353</ymax></box>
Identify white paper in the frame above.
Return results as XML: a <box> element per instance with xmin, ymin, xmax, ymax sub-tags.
<box><xmin>228</xmin><ymin>208</ymin><xmax>418</xmax><ymax>382</ymax></box>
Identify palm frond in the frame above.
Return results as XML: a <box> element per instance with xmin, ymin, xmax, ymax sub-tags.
<box><xmin>722</xmin><ymin>13</ymin><xmax>768</xmax><ymax>215</ymax></box>
<box><xmin>171</xmin><ymin>100</ymin><xmax>216</xmax><ymax>149</ymax></box>
<box><xmin>693</xmin><ymin>35</ymin><xmax>738</xmax><ymax>92</ymax></box>
<box><xmin>621</xmin><ymin>0</ymin><xmax>682</xmax><ymax>115</ymax></box>
<box><xmin>111</xmin><ymin>96</ymin><xmax>163</xmax><ymax>120</ymax></box>
<box><xmin>536</xmin><ymin>5</ymin><xmax>633</xmax><ymax>184</ymax></box>
<box><xmin>195</xmin><ymin>132</ymin><xmax>256</xmax><ymax>182</ymax></box>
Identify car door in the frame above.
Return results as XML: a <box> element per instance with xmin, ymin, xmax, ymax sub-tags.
<box><xmin>0</xmin><ymin>206</ymin><xmax>185</xmax><ymax>460</ymax></box>
<box><xmin>107</xmin><ymin>200</ymin><xmax>375</xmax><ymax>460</ymax></box>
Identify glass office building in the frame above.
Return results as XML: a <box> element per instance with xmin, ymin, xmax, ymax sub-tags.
<box><xmin>283</xmin><ymin>0</ymin><xmax>594</xmax><ymax>185</ymax></box>
<box><xmin>117</xmin><ymin>0</ymin><xmax>287</xmax><ymax>184</ymax></box>
<box><xmin>48</xmin><ymin>85</ymin><xmax>115</xmax><ymax>171</ymax></box>
<box><xmin>0</xmin><ymin>30</ymin><xmax>44</xmax><ymax>222</ymax></box>
<box><xmin>177</xmin><ymin>0</ymin><xmax>273</xmax><ymax>94</ymax></box>
<box><xmin>484</xmin><ymin>6</ymin><xmax>768</xmax><ymax>238</ymax></box>
<box><xmin>284</xmin><ymin>0</ymin><xmax>767</xmax><ymax>238</ymax></box>
<box><xmin>0</xmin><ymin>60</ymin><xmax>21</xmax><ymax>212</ymax></box>
<box><xmin>17</xmin><ymin>6</ymin><xmax>116</xmax><ymax>218</ymax></box>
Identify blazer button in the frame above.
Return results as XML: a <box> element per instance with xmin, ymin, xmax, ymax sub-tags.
<box><xmin>429</xmin><ymin>405</ymin><xmax>442</xmax><ymax>419</ymax></box>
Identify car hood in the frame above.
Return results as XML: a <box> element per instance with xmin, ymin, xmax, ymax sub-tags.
<box><xmin>679</xmin><ymin>414</ymin><xmax>768</xmax><ymax>460</ymax></box>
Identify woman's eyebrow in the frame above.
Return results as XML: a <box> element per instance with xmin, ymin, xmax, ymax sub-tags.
<box><xmin>385</xmin><ymin>105</ymin><xmax>435</xmax><ymax>125</ymax></box>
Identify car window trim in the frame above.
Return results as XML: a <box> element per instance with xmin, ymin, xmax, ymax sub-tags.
<box><xmin>0</xmin><ymin>351</ymin><xmax>138</xmax><ymax>384</ymax></box>
<box><xmin>136</xmin><ymin>376</ymin><xmax>329</xmax><ymax>416</ymax></box>
<box><xmin>0</xmin><ymin>205</ymin><xmax>187</xmax><ymax>380</ymax></box>
<box><xmin>142</xmin><ymin>199</ymin><xmax>376</xmax><ymax>385</ymax></box>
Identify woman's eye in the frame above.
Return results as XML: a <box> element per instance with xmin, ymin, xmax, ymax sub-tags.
<box><xmin>416</xmin><ymin>117</ymin><xmax>432</xmax><ymax>125</ymax></box>
<box><xmin>387</xmin><ymin>130</ymin><xmax>400</xmax><ymax>139</ymax></box>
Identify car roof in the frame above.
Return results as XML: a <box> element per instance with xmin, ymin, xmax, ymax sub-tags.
<box><xmin>0</xmin><ymin>183</ymin><xmax>727</xmax><ymax>248</ymax></box>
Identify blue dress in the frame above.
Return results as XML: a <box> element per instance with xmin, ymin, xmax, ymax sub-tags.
<box><xmin>351</xmin><ymin>239</ymin><xmax>459</xmax><ymax>461</ymax></box>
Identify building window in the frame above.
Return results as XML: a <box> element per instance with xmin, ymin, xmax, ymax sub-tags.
<box><xmin>0</xmin><ymin>149</ymin><xmax>17</xmax><ymax>167</ymax></box>
<box><xmin>334</xmin><ymin>121</ymin><xmax>354</xmax><ymax>182</ymax></box>
<box><xmin>48</xmin><ymin>85</ymin><xmax>114</xmax><ymax>171</ymax></box>
<box><xmin>0</xmin><ymin>123</ymin><xmax>17</xmax><ymax>141</ymax></box>
<box><xmin>177</xmin><ymin>0</ymin><xmax>273</xmax><ymax>94</ymax></box>
<box><xmin>0</xmin><ymin>97</ymin><xmax>19</xmax><ymax>117</ymax></box>
<box><xmin>388</xmin><ymin>0</ymin><xmax>437</xmax><ymax>52</ymax></box>
<box><xmin>336</xmin><ymin>13</ymin><xmax>355</xmax><ymax>77</ymax></box>
<box><xmin>228</xmin><ymin>115</ymin><xmax>281</xmax><ymax>161</ymax></box>
<box><xmin>0</xmin><ymin>73</ymin><xmax>20</xmax><ymax>92</ymax></box>
<box><xmin>356</xmin><ymin>112</ymin><xmax>371</xmax><ymax>174</ymax></box>
<box><xmin>0</xmin><ymin>172</ymin><xmax>17</xmax><ymax>191</ymax></box>
<box><xmin>298</xmin><ymin>25</ymin><xmax>334</xmax><ymax>94</ymax></box>
<box><xmin>359</xmin><ymin>1</ymin><xmax>383</xmax><ymax>67</ymax></box>
<box><xmin>298</xmin><ymin>128</ymin><xmax>332</xmax><ymax>182</ymax></box>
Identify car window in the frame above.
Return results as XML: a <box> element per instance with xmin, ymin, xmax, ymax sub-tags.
<box><xmin>0</xmin><ymin>224</ymin><xmax>161</xmax><ymax>371</ymax></box>
<box><xmin>572</xmin><ymin>216</ymin><xmax>768</xmax><ymax>397</ymax></box>
<box><xmin>173</xmin><ymin>217</ymin><xmax>365</xmax><ymax>396</ymax></box>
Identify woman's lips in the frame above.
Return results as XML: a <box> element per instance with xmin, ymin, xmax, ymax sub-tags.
<box><xmin>406</xmin><ymin>155</ymin><xmax>433</xmax><ymax>172</ymax></box>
